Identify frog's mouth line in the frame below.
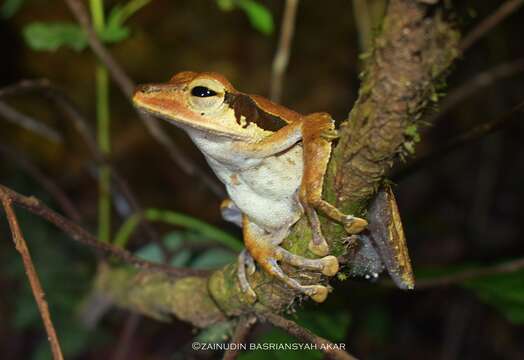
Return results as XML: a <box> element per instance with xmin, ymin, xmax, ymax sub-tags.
<box><xmin>134</xmin><ymin>102</ymin><xmax>250</xmax><ymax>141</ymax></box>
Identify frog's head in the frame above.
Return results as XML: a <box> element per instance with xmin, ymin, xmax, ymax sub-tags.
<box><xmin>134</xmin><ymin>71</ymin><xmax>292</xmax><ymax>141</ymax></box>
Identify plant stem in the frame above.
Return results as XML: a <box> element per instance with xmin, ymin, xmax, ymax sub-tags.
<box><xmin>90</xmin><ymin>0</ymin><xmax>111</xmax><ymax>243</ymax></box>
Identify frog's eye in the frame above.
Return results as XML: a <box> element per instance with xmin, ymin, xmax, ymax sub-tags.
<box><xmin>188</xmin><ymin>80</ymin><xmax>225</xmax><ymax>112</ymax></box>
<box><xmin>191</xmin><ymin>86</ymin><xmax>217</xmax><ymax>98</ymax></box>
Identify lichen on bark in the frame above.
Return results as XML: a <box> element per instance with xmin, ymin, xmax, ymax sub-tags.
<box><xmin>94</xmin><ymin>0</ymin><xmax>460</xmax><ymax>328</ymax></box>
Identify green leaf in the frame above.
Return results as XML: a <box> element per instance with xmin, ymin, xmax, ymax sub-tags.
<box><xmin>463</xmin><ymin>269</ymin><xmax>524</xmax><ymax>324</ymax></box>
<box><xmin>101</xmin><ymin>0</ymin><xmax>152</xmax><ymax>44</ymax></box>
<box><xmin>191</xmin><ymin>248</ymin><xmax>236</xmax><ymax>269</ymax></box>
<box><xmin>145</xmin><ymin>208</ymin><xmax>243</xmax><ymax>252</ymax></box>
<box><xmin>23</xmin><ymin>22</ymin><xmax>87</xmax><ymax>52</ymax></box>
<box><xmin>1</xmin><ymin>0</ymin><xmax>25</xmax><ymax>18</ymax></box>
<box><xmin>236</xmin><ymin>0</ymin><xmax>274</xmax><ymax>35</ymax></box>
<box><xmin>216</xmin><ymin>0</ymin><xmax>235</xmax><ymax>11</ymax></box>
<box><xmin>134</xmin><ymin>231</ymin><xmax>193</xmax><ymax>266</ymax></box>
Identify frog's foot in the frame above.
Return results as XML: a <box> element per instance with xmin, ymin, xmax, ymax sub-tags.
<box><xmin>342</xmin><ymin>215</ymin><xmax>368</xmax><ymax>234</ymax></box>
<box><xmin>237</xmin><ymin>250</ymin><xmax>257</xmax><ymax>304</ymax></box>
<box><xmin>251</xmin><ymin>246</ymin><xmax>338</xmax><ymax>303</ymax></box>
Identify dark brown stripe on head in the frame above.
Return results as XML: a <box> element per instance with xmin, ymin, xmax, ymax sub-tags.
<box><xmin>224</xmin><ymin>92</ymin><xmax>287</xmax><ymax>132</ymax></box>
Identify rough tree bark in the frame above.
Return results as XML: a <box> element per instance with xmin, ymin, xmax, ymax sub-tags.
<box><xmin>94</xmin><ymin>0</ymin><xmax>459</xmax><ymax>328</ymax></box>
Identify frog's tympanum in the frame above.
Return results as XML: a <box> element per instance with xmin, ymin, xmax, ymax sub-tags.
<box><xmin>133</xmin><ymin>72</ymin><xmax>369</xmax><ymax>303</ymax></box>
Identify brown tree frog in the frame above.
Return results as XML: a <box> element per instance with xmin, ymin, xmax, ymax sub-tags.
<box><xmin>133</xmin><ymin>72</ymin><xmax>368</xmax><ymax>303</ymax></box>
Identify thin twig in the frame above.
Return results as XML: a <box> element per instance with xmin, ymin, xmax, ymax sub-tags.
<box><xmin>460</xmin><ymin>0</ymin><xmax>524</xmax><ymax>52</ymax></box>
<box><xmin>270</xmin><ymin>0</ymin><xmax>299</xmax><ymax>102</ymax></box>
<box><xmin>431</xmin><ymin>58</ymin><xmax>524</xmax><ymax>122</ymax></box>
<box><xmin>259</xmin><ymin>312</ymin><xmax>358</xmax><ymax>360</ymax></box>
<box><xmin>0</xmin><ymin>190</ymin><xmax>64</xmax><ymax>360</ymax></box>
<box><xmin>0</xmin><ymin>100</ymin><xmax>62</xmax><ymax>143</ymax></box>
<box><xmin>0</xmin><ymin>79</ymin><xmax>166</xmax><ymax>254</ymax></box>
<box><xmin>113</xmin><ymin>313</ymin><xmax>141</xmax><ymax>360</ymax></box>
<box><xmin>223</xmin><ymin>316</ymin><xmax>257</xmax><ymax>360</ymax></box>
<box><xmin>0</xmin><ymin>144</ymin><xmax>82</xmax><ymax>222</ymax></box>
<box><xmin>63</xmin><ymin>0</ymin><xmax>224</xmax><ymax>198</ymax></box>
<box><xmin>395</xmin><ymin>99</ymin><xmax>524</xmax><ymax>180</ymax></box>
<box><xmin>0</xmin><ymin>184</ymin><xmax>209</xmax><ymax>277</ymax></box>
<box><xmin>416</xmin><ymin>257</ymin><xmax>524</xmax><ymax>289</ymax></box>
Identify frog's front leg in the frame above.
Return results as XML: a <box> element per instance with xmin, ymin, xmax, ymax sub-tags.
<box><xmin>240</xmin><ymin>216</ymin><xmax>338</xmax><ymax>303</ymax></box>
<box><xmin>300</xmin><ymin>113</ymin><xmax>368</xmax><ymax>256</ymax></box>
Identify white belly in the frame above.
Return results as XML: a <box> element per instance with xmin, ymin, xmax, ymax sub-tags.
<box><xmin>209</xmin><ymin>145</ymin><xmax>304</xmax><ymax>231</ymax></box>
<box><xmin>186</xmin><ymin>129</ymin><xmax>304</xmax><ymax>231</ymax></box>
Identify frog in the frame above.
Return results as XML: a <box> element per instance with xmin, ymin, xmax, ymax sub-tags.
<box><xmin>133</xmin><ymin>71</ymin><xmax>368</xmax><ymax>303</ymax></box>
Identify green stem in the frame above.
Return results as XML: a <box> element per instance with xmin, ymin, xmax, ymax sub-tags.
<box><xmin>90</xmin><ymin>0</ymin><xmax>111</xmax><ymax>243</ymax></box>
<box><xmin>113</xmin><ymin>209</ymin><xmax>243</xmax><ymax>252</ymax></box>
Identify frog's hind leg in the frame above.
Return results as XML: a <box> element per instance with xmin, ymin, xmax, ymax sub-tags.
<box><xmin>299</xmin><ymin>112</ymin><xmax>368</xmax><ymax>256</ymax></box>
<box><xmin>241</xmin><ymin>217</ymin><xmax>337</xmax><ymax>303</ymax></box>
<box><xmin>237</xmin><ymin>249</ymin><xmax>257</xmax><ymax>303</ymax></box>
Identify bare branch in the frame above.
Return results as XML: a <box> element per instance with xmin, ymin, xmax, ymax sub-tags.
<box><xmin>0</xmin><ymin>190</ymin><xmax>64</xmax><ymax>360</ymax></box>
<box><xmin>259</xmin><ymin>311</ymin><xmax>358</xmax><ymax>360</ymax></box>
<box><xmin>63</xmin><ymin>0</ymin><xmax>224</xmax><ymax>198</ymax></box>
<box><xmin>223</xmin><ymin>316</ymin><xmax>257</xmax><ymax>360</ymax></box>
<box><xmin>0</xmin><ymin>144</ymin><xmax>82</xmax><ymax>222</ymax></box>
<box><xmin>0</xmin><ymin>184</ymin><xmax>209</xmax><ymax>277</ymax></box>
<box><xmin>0</xmin><ymin>100</ymin><xmax>62</xmax><ymax>143</ymax></box>
<box><xmin>270</xmin><ymin>0</ymin><xmax>299</xmax><ymax>102</ymax></box>
<box><xmin>0</xmin><ymin>79</ymin><xmax>165</xmax><ymax>254</ymax></box>
<box><xmin>395</xmin><ymin>99</ymin><xmax>524</xmax><ymax>180</ymax></box>
<box><xmin>460</xmin><ymin>0</ymin><xmax>524</xmax><ymax>52</ymax></box>
<box><xmin>431</xmin><ymin>58</ymin><xmax>524</xmax><ymax>122</ymax></box>
<box><xmin>416</xmin><ymin>257</ymin><xmax>524</xmax><ymax>289</ymax></box>
<box><xmin>113</xmin><ymin>314</ymin><xmax>141</xmax><ymax>360</ymax></box>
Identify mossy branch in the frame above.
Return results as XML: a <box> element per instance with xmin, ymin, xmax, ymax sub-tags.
<box><xmin>94</xmin><ymin>0</ymin><xmax>459</xmax><ymax>328</ymax></box>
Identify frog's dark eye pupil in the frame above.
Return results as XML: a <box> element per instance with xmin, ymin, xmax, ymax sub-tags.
<box><xmin>191</xmin><ymin>86</ymin><xmax>217</xmax><ymax>97</ymax></box>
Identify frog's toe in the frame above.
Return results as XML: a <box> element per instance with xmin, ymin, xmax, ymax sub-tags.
<box><xmin>320</xmin><ymin>255</ymin><xmax>339</xmax><ymax>276</ymax></box>
<box><xmin>305</xmin><ymin>285</ymin><xmax>329</xmax><ymax>303</ymax></box>
<box><xmin>238</xmin><ymin>250</ymin><xmax>257</xmax><ymax>303</ymax></box>
<box><xmin>343</xmin><ymin>215</ymin><xmax>368</xmax><ymax>234</ymax></box>
<box><xmin>320</xmin><ymin>128</ymin><xmax>340</xmax><ymax>141</ymax></box>
<box><xmin>308</xmin><ymin>239</ymin><xmax>330</xmax><ymax>257</ymax></box>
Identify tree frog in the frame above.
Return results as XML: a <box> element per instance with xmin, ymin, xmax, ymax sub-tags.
<box><xmin>133</xmin><ymin>72</ymin><xmax>368</xmax><ymax>303</ymax></box>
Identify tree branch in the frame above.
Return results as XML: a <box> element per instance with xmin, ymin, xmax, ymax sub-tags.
<box><xmin>0</xmin><ymin>184</ymin><xmax>207</xmax><ymax>278</ymax></box>
<box><xmin>430</xmin><ymin>58</ymin><xmax>524</xmax><ymax>122</ymax></box>
<box><xmin>0</xmin><ymin>100</ymin><xmax>62</xmax><ymax>143</ymax></box>
<box><xmin>63</xmin><ymin>0</ymin><xmax>225</xmax><ymax>198</ymax></box>
<box><xmin>0</xmin><ymin>79</ymin><xmax>165</xmax><ymax>254</ymax></box>
<box><xmin>416</xmin><ymin>257</ymin><xmax>524</xmax><ymax>289</ymax></box>
<box><xmin>394</xmin><ymin>99</ymin><xmax>524</xmax><ymax>180</ymax></box>
<box><xmin>0</xmin><ymin>189</ymin><xmax>64</xmax><ymax>360</ymax></box>
<box><xmin>460</xmin><ymin>0</ymin><xmax>524</xmax><ymax>52</ymax></box>
<box><xmin>259</xmin><ymin>311</ymin><xmax>358</xmax><ymax>360</ymax></box>
<box><xmin>270</xmin><ymin>0</ymin><xmax>299</xmax><ymax>102</ymax></box>
<box><xmin>223</xmin><ymin>316</ymin><xmax>257</xmax><ymax>360</ymax></box>
<box><xmin>327</xmin><ymin>0</ymin><xmax>459</xmax><ymax>242</ymax></box>
<box><xmin>0</xmin><ymin>144</ymin><xmax>82</xmax><ymax>222</ymax></box>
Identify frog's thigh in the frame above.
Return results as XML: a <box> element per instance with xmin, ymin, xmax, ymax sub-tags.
<box><xmin>242</xmin><ymin>217</ymin><xmax>331</xmax><ymax>303</ymax></box>
<box><xmin>301</xmin><ymin>113</ymin><xmax>368</xmax><ymax>235</ymax></box>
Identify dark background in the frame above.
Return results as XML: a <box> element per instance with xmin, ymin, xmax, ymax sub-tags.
<box><xmin>0</xmin><ymin>0</ymin><xmax>523</xmax><ymax>359</ymax></box>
